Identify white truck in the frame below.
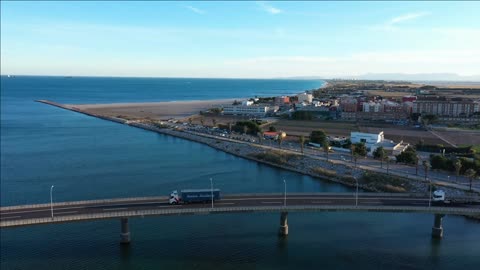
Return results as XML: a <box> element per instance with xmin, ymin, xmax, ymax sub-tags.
<box><xmin>432</xmin><ymin>190</ymin><xmax>446</xmax><ymax>202</ymax></box>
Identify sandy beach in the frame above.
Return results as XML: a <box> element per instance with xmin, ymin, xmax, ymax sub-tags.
<box><xmin>65</xmin><ymin>98</ymin><xmax>238</xmax><ymax>120</ymax></box>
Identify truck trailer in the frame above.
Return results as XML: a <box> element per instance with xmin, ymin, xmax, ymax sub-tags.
<box><xmin>169</xmin><ymin>189</ymin><xmax>221</xmax><ymax>204</ymax></box>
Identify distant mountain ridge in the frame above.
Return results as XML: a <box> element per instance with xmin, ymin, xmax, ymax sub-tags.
<box><xmin>283</xmin><ymin>73</ymin><xmax>480</xmax><ymax>82</ymax></box>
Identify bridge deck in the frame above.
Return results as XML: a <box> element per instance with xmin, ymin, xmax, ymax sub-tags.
<box><xmin>2</xmin><ymin>193</ymin><xmax>479</xmax><ymax>228</ymax></box>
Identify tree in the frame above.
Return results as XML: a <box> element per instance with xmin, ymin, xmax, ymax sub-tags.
<box><xmin>200</xmin><ymin>117</ymin><xmax>205</xmax><ymax>126</ymax></box>
<box><xmin>299</xmin><ymin>135</ymin><xmax>305</xmax><ymax>154</ymax></box>
<box><xmin>454</xmin><ymin>159</ymin><xmax>462</xmax><ymax>182</ymax></box>
<box><xmin>422</xmin><ymin>160</ymin><xmax>431</xmax><ymax>182</ymax></box>
<box><xmin>310</xmin><ymin>130</ymin><xmax>327</xmax><ymax>144</ymax></box>
<box><xmin>415</xmin><ymin>155</ymin><xmax>419</xmax><ymax>175</ymax></box>
<box><xmin>243</xmin><ymin>125</ymin><xmax>248</xmax><ymax>135</ymax></box>
<box><xmin>373</xmin><ymin>146</ymin><xmax>387</xmax><ymax>168</ymax></box>
<box><xmin>212</xmin><ymin>118</ymin><xmax>217</xmax><ymax>127</ymax></box>
<box><xmin>269</xmin><ymin>126</ymin><xmax>277</xmax><ymax>132</ymax></box>
<box><xmin>228</xmin><ymin>122</ymin><xmax>232</xmax><ymax>133</ymax></box>
<box><xmin>395</xmin><ymin>146</ymin><xmax>418</xmax><ymax>165</ymax></box>
<box><xmin>350</xmin><ymin>144</ymin><xmax>356</xmax><ymax>162</ymax></box>
<box><xmin>465</xmin><ymin>169</ymin><xmax>477</xmax><ymax>191</ymax></box>
<box><xmin>323</xmin><ymin>140</ymin><xmax>330</xmax><ymax>161</ymax></box>
<box><xmin>278</xmin><ymin>135</ymin><xmax>283</xmax><ymax>149</ymax></box>
<box><xmin>353</xmin><ymin>152</ymin><xmax>359</xmax><ymax>168</ymax></box>
<box><xmin>188</xmin><ymin>118</ymin><xmax>193</xmax><ymax>125</ymax></box>
<box><xmin>257</xmin><ymin>131</ymin><xmax>264</xmax><ymax>144</ymax></box>
<box><xmin>352</xmin><ymin>142</ymin><xmax>367</xmax><ymax>157</ymax></box>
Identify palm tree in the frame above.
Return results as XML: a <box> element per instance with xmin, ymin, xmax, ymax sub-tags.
<box><xmin>228</xmin><ymin>122</ymin><xmax>233</xmax><ymax>133</ymax></box>
<box><xmin>212</xmin><ymin>118</ymin><xmax>217</xmax><ymax>127</ymax></box>
<box><xmin>278</xmin><ymin>135</ymin><xmax>283</xmax><ymax>149</ymax></box>
<box><xmin>353</xmin><ymin>153</ymin><xmax>359</xmax><ymax>168</ymax></box>
<box><xmin>200</xmin><ymin>117</ymin><xmax>205</xmax><ymax>126</ymax></box>
<box><xmin>415</xmin><ymin>155</ymin><xmax>419</xmax><ymax>175</ymax></box>
<box><xmin>454</xmin><ymin>159</ymin><xmax>462</xmax><ymax>182</ymax></box>
<box><xmin>422</xmin><ymin>160</ymin><xmax>431</xmax><ymax>182</ymax></box>
<box><xmin>188</xmin><ymin>118</ymin><xmax>193</xmax><ymax>125</ymax></box>
<box><xmin>350</xmin><ymin>144</ymin><xmax>356</xmax><ymax>162</ymax></box>
<box><xmin>373</xmin><ymin>146</ymin><xmax>386</xmax><ymax>168</ymax></box>
<box><xmin>257</xmin><ymin>131</ymin><xmax>264</xmax><ymax>144</ymax></box>
<box><xmin>386</xmin><ymin>157</ymin><xmax>391</xmax><ymax>175</ymax></box>
<box><xmin>465</xmin><ymin>169</ymin><xmax>477</xmax><ymax>191</ymax></box>
<box><xmin>322</xmin><ymin>140</ymin><xmax>330</xmax><ymax>161</ymax></box>
<box><xmin>243</xmin><ymin>125</ymin><xmax>248</xmax><ymax>135</ymax></box>
<box><xmin>299</xmin><ymin>135</ymin><xmax>305</xmax><ymax>154</ymax></box>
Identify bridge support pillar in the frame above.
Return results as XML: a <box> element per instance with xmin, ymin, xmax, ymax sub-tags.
<box><xmin>278</xmin><ymin>212</ymin><xmax>288</xmax><ymax>236</ymax></box>
<box><xmin>120</xmin><ymin>218</ymin><xmax>131</xmax><ymax>244</ymax></box>
<box><xmin>432</xmin><ymin>214</ymin><xmax>445</xmax><ymax>239</ymax></box>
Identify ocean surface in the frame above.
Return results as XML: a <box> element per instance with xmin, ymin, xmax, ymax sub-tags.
<box><xmin>1</xmin><ymin>76</ymin><xmax>479</xmax><ymax>269</ymax></box>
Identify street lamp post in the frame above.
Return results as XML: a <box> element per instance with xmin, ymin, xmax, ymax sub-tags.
<box><xmin>428</xmin><ymin>178</ymin><xmax>432</xmax><ymax>207</ymax></box>
<box><xmin>283</xmin><ymin>179</ymin><xmax>286</xmax><ymax>207</ymax></box>
<box><xmin>210</xmin><ymin>178</ymin><xmax>214</xmax><ymax>209</ymax></box>
<box><xmin>354</xmin><ymin>177</ymin><xmax>359</xmax><ymax>206</ymax></box>
<box><xmin>50</xmin><ymin>185</ymin><xmax>54</xmax><ymax>219</ymax></box>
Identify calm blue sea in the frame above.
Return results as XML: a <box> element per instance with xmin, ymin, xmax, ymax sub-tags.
<box><xmin>1</xmin><ymin>76</ymin><xmax>479</xmax><ymax>269</ymax></box>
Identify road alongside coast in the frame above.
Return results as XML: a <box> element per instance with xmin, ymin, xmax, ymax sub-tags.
<box><xmin>36</xmin><ymin>100</ymin><xmax>480</xmax><ymax>198</ymax></box>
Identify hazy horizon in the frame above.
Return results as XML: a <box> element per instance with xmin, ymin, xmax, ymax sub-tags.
<box><xmin>1</xmin><ymin>1</ymin><xmax>479</xmax><ymax>79</ymax></box>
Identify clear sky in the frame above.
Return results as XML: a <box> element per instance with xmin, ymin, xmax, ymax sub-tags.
<box><xmin>1</xmin><ymin>1</ymin><xmax>479</xmax><ymax>78</ymax></box>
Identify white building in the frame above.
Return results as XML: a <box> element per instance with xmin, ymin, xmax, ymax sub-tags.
<box><xmin>350</xmin><ymin>131</ymin><xmax>385</xmax><ymax>149</ymax></box>
<box><xmin>297</xmin><ymin>93</ymin><xmax>313</xmax><ymax>103</ymax></box>
<box><xmin>363</xmin><ymin>101</ymin><xmax>383</xmax><ymax>112</ymax></box>
<box><xmin>242</xmin><ymin>100</ymin><xmax>254</xmax><ymax>106</ymax></box>
<box><xmin>222</xmin><ymin>104</ymin><xmax>269</xmax><ymax>117</ymax></box>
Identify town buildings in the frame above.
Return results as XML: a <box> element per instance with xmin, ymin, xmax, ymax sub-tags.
<box><xmin>412</xmin><ymin>96</ymin><xmax>480</xmax><ymax>117</ymax></box>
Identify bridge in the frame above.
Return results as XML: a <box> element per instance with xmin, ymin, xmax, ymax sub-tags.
<box><xmin>1</xmin><ymin>193</ymin><xmax>479</xmax><ymax>244</ymax></box>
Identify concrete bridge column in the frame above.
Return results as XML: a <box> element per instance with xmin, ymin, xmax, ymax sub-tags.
<box><xmin>120</xmin><ymin>218</ymin><xmax>131</xmax><ymax>244</ymax></box>
<box><xmin>279</xmin><ymin>212</ymin><xmax>288</xmax><ymax>236</ymax></box>
<box><xmin>432</xmin><ymin>214</ymin><xmax>445</xmax><ymax>239</ymax></box>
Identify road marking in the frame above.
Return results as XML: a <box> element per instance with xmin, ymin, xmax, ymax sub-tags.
<box><xmin>0</xmin><ymin>215</ymin><xmax>21</xmax><ymax>220</ymax></box>
<box><xmin>261</xmin><ymin>201</ymin><xmax>282</xmax><ymax>204</ymax></box>
<box><xmin>312</xmin><ymin>201</ymin><xmax>332</xmax><ymax>204</ymax></box>
<box><xmin>103</xmin><ymin>208</ymin><xmax>128</xmax><ymax>211</ymax></box>
<box><xmin>55</xmin><ymin>211</ymin><xmax>78</xmax><ymax>215</ymax></box>
<box><xmin>3</xmin><ymin>206</ymin><xmax>85</xmax><ymax>215</ymax></box>
<box><xmin>411</xmin><ymin>202</ymin><xmax>427</xmax><ymax>205</ymax></box>
<box><xmin>215</xmin><ymin>202</ymin><xmax>235</xmax><ymax>205</ymax></box>
<box><xmin>1</xmin><ymin>200</ymin><xmax>167</xmax><ymax>215</ymax></box>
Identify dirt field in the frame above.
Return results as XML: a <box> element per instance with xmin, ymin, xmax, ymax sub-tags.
<box><xmin>270</xmin><ymin>120</ymin><xmax>358</xmax><ymax>137</ymax></box>
<box><xmin>431</xmin><ymin>129</ymin><xmax>480</xmax><ymax>146</ymax></box>
<box><xmin>267</xmin><ymin>120</ymin><xmax>478</xmax><ymax>146</ymax></box>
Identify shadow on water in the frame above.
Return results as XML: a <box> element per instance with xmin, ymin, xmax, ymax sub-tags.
<box><xmin>429</xmin><ymin>237</ymin><xmax>442</xmax><ymax>266</ymax></box>
<box><xmin>120</xmin><ymin>244</ymin><xmax>132</xmax><ymax>264</ymax></box>
<box><xmin>277</xmin><ymin>234</ymin><xmax>288</xmax><ymax>251</ymax></box>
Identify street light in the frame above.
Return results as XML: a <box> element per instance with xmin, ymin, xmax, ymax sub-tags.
<box><xmin>210</xmin><ymin>178</ymin><xmax>214</xmax><ymax>209</ymax></box>
<box><xmin>50</xmin><ymin>185</ymin><xmax>54</xmax><ymax>219</ymax></box>
<box><xmin>283</xmin><ymin>179</ymin><xmax>286</xmax><ymax>207</ymax></box>
<box><xmin>428</xmin><ymin>178</ymin><xmax>432</xmax><ymax>207</ymax></box>
<box><xmin>354</xmin><ymin>176</ymin><xmax>359</xmax><ymax>206</ymax></box>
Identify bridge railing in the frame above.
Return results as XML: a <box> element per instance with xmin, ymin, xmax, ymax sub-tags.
<box><xmin>3</xmin><ymin>192</ymin><xmax>479</xmax><ymax>211</ymax></box>
<box><xmin>2</xmin><ymin>204</ymin><xmax>479</xmax><ymax>228</ymax></box>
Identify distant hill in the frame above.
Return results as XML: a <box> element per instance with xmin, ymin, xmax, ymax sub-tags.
<box><xmin>353</xmin><ymin>73</ymin><xmax>480</xmax><ymax>82</ymax></box>
<box><xmin>282</xmin><ymin>73</ymin><xmax>480</xmax><ymax>82</ymax></box>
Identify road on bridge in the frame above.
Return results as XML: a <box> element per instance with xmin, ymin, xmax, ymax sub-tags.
<box><xmin>2</xmin><ymin>193</ymin><xmax>479</xmax><ymax>225</ymax></box>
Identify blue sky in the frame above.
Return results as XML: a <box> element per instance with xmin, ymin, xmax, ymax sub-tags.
<box><xmin>1</xmin><ymin>1</ymin><xmax>479</xmax><ymax>78</ymax></box>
